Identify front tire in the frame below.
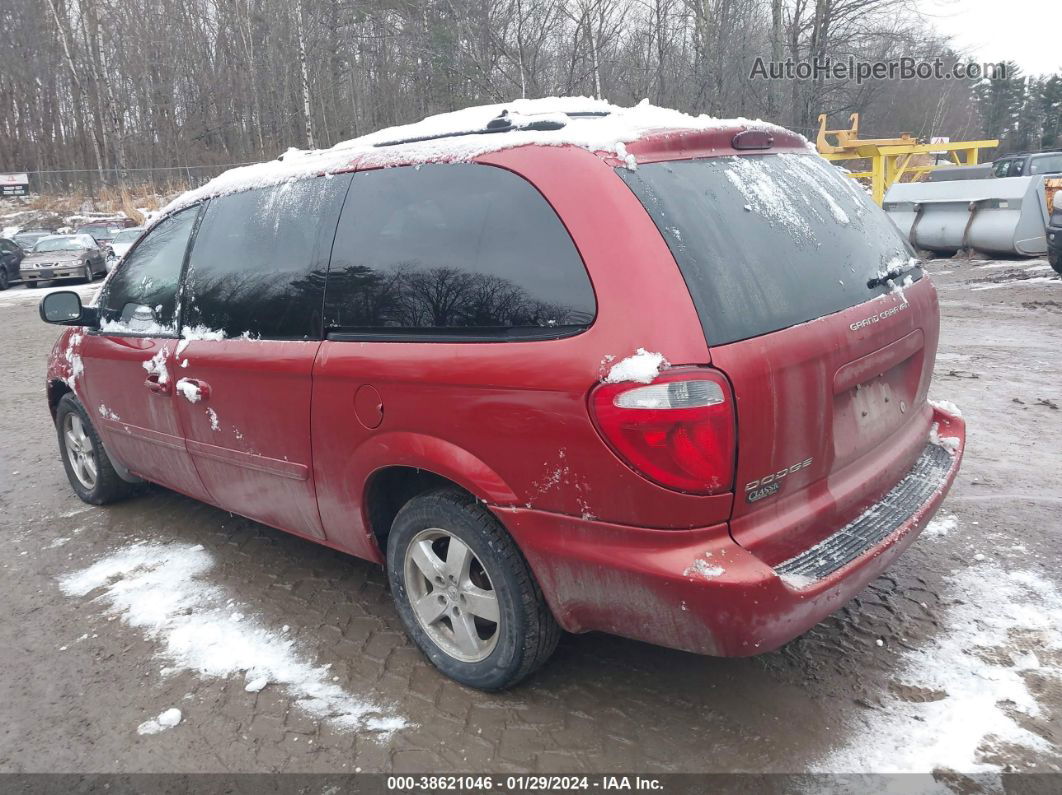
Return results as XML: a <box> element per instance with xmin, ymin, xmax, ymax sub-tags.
<box><xmin>387</xmin><ymin>489</ymin><xmax>560</xmax><ymax>690</ymax></box>
<box><xmin>0</xmin><ymin>268</ymin><xmax>8</xmax><ymax>290</ymax></box>
<box><xmin>83</xmin><ymin>264</ymin><xmax>94</xmax><ymax>283</ymax></box>
<box><xmin>56</xmin><ymin>394</ymin><xmax>136</xmax><ymax>505</ymax></box>
<box><xmin>26</xmin><ymin>280</ymin><xmax>38</xmax><ymax>289</ymax></box>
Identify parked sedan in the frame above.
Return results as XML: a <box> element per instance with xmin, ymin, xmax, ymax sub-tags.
<box><xmin>106</xmin><ymin>226</ymin><xmax>145</xmax><ymax>271</ymax></box>
<box><xmin>20</xmin><ymin>234</ymin><xmax>106</xmax><ymax>288</ymax></box>
<box><xmin>13</xmin><ymin>229</ymin><xmax>54</xmax><ymax>251</ymax></box>
<box><xmin>0</xmin><ymin>237</ymin><xmax>24</xmax><ymax>290</ymax></box>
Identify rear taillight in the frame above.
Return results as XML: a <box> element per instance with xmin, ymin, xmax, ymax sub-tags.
<box><xmin>590</xmin><ymin>369</ymin><xmax>736</xmax><ymax>495</ymax></box>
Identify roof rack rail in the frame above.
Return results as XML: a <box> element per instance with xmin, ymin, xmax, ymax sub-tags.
<box><xmin>372</xmin><ymin>109</ymin><xmax>610</xmax><ymax>148</ymax></box>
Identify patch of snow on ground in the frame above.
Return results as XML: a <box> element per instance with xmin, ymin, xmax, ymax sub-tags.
<box><xmin>0</xmin><ymin>282</ymin><xmax>98</xmax><ymax>307</ymax></box>
<box><xmin>137</xmin><ymin>707</ymin><xmax>182</xmax><ymax>735</ymax></box>
<box><xmin>923</xmin><ymin>513</ymin><xmax>958</xmax><ymax>538</ymax></box>
<box><xmin>814</xmin><ymin>563</ymin><xmax>1062</xmax><ymax>773</ymax></box>
<box><xmin>59</xmin><ymin>542</ymin><xmax>409</xmax><ymax>736</ymax></box>
<box><xmin>971</xmin><ymin>276</ymin><xmax>1061</xmax><ymax>291</ymax></box>
<box><xmin>604</xmin><ymin>348</ymin><xmax>669</xmax><ymax>384</ymax></box>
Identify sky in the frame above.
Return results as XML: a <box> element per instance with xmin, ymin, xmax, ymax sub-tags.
<box><xmin>921</xmin><ymin>0</ymin><xmax>1061</xmax><ymax>77</ymax></box>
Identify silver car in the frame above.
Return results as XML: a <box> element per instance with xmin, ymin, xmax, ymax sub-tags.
<box><xmin>20</xmin><ymin>234</ymin><xmax>107</xmax><ymax>288</ymax></box>
<box><xmin>106</xmin><ymin>226</ymin><xmax>145</xmax><ymax>271</ymax></box>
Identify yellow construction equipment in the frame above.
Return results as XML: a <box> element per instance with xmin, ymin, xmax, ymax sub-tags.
<box><xmin>815</xmin><ymin>113</ymin><xmax>999</xmax><ymax>204</ymax></box>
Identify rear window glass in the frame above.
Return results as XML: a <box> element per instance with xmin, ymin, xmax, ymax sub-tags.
<box><xmin>618</xmin><ymin>153</ymin><xmax>920</xmax><ymax>345</ymax></box>
<box><xmin>324</xmin><ymin>163</ymin><xmax>596</xmax><ymax>338</ymax></box>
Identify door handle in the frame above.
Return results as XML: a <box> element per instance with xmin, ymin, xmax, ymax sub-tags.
<box><xmin>144</xmin><ymin>373</ymin><xmax>171</xmax><ymax>395</ymax></box>
<box><xmin>179</xmin><ymin>378</ymin><xmax>211</xmax><ymax>400</ymax></box>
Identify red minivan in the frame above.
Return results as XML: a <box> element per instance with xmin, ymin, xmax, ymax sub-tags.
<box><xmin>39</xmin><ymin>101</ymin><xmax>965</xmax><ymax>690</ymax></box>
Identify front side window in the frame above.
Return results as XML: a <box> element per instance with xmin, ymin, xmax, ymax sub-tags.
<box><xmin>324</xmin><ymin>164</ymin><xmax>596</xmax><ymax>338</ymax></box>
<box><xmin>181</xmin><ymin>176</ymin><xmax>351</xmax><ymax>339</ymax></box>
<box><xmin>99</xmin><ymin>206</ymin><xmax>199</xmax><ymax>335</ymax></box>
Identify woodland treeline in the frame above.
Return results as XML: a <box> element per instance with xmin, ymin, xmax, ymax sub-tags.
<box><xmin>1</xmin><ymin>0</ymin><xmax>1060</xmax><ymax>192</ymax></box>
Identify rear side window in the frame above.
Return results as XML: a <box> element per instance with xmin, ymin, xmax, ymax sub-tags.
<box><xmin>99</xmin><ymin>206</ymin><xmax>199</xmax><ymax>335</ymax></box>
<box><xmin>183</xmin><ymin>175</ymin><xmax>352</xmax><ymax>339</ymax></box>
<box><xmin>324</xmin><ymin>164</ymin><xmax>595</xmax><ymax>339</ymax></box>
<box><xmin>619</xmin><ymin>153</ymin><xmax>919</xmax><ymax>345</ymax></box>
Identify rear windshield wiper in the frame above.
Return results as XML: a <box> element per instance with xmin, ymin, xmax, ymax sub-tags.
<box><xmin>867</xmin><ymin>260</ymin><xmax>921</xmax><ymax>289</ymax></box>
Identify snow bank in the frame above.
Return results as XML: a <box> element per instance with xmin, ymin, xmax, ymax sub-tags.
<box><xmin>159</xmin><ymin>97</ymin><xmax>805</xmax><ymax>218</ymax></box>
<box><xmin>59</xmin><ymin>542</ymin><xmax>409</xmax><ymax>736</ymax></box>
<box><xmin>605</xmin><ymin>348</ymin><xmax>670</xmax><ymax>384</ymax></box>
<box><xmin>814</xmin><ymin>563</ymin><xmax>1062</xmax><ymax>773</ymax></box>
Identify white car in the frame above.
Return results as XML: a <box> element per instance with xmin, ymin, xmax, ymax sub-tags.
<box><xmin>106</xmin><ymin>227</ymin><xmax>145</xmax><ymax>271</ymax></box>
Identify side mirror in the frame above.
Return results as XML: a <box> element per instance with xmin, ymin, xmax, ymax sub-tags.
<box><xmin>39</xmin><ymin>291</ymin><xmax>99</xmax><ymax>327</ymax></box>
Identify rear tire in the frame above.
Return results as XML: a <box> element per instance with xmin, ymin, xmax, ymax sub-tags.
<box><xmin>56</xmin><ymin>393</ymin><xmax>136</xmax><ymax>505</ymax></box>
<box><xmin>0</xmin><ymin>269</ymin><xmax>8</xmax><ymax>290</ymax></box>
<box><xmin>387</xmin><ymin>489</ymin><xmax>560</xmax><ymax>690</ymax></box>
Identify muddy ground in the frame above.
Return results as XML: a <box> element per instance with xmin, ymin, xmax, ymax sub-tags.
<box><xmin>0</xmin><ymin>259</ymin><xmax>1059</xmax><ymax>777</ymax></box>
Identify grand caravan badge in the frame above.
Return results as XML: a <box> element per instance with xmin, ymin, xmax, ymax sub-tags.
<box><xmin>850</xmin><ymin>300</ymin><xmax>909</xmax><ymax>331</ymax></box>
<box><xmin>744</xmin><ymin>457</ymin><xmax>813</xmax><ymax>503</ymax></box>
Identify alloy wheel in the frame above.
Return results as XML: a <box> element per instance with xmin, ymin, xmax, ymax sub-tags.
<box><xmin>64</xmin><ymin>413</ymin><xmax>98</xmax><ymax>489</ymax></box>
<box><xmin>403</xmin><ymin>527</ymin><xmax>501</xmax><ymax>662</ymax></box>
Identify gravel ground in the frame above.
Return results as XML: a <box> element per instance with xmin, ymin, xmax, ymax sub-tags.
<box><xmin>0</xmin><ymin>259</ymin><xmax>1059</xmax><ymax>776</ymax></box>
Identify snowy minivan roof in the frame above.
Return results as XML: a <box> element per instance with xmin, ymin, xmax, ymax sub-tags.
<box><xmin>160</xmin><ymin>97</ymin><xmax>809</xmax><ymax>218</ymax></box>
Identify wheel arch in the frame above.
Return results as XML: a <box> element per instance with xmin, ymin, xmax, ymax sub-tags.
<box><xmin>355</xmin><ymin>433</ymin><xmax>520</xmax><ymax>561</ymax></box>
<box><xmin>47</xmin><ymin>378</ymin><xmax>72</xmax><ymax>421</ymax></box>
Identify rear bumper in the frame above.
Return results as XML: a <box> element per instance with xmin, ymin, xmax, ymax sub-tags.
<box><xmin>500</xmin><ymin>407</ymin><xmax>965</xmax><ymax>656</ymax></box>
